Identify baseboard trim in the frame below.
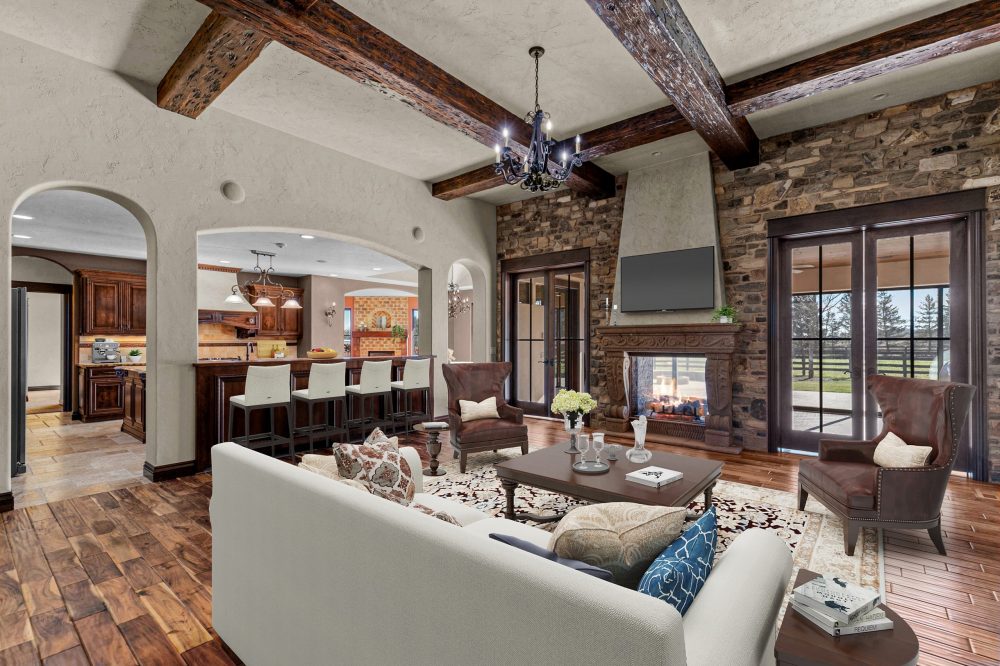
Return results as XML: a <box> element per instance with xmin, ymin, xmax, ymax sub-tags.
<box><xmin>0</xmin><ymin>492</ymin><xmax>13</xmax><ymax>513</ymax></box>
<box><xmin>28</xmin><ymin>384</ymin><xmax>61</xmax><ymax>391</ymax></box>
<box><xmin>143</xmin><ymin>460</ymin><xmax>198</xmax><ymax>482</ymax></box>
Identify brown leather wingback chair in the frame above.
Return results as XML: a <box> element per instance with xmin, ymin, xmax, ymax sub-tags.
<box><xmin>441</xmin><ymin>363</ymin><xmax>528</xmax><ymax>473</ymax></box>
<box><xmin>798</xmin><ymin>375</ymin><xmax>975</xmax><ymax>556</ymax></box>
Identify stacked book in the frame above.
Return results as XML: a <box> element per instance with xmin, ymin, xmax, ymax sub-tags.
<box><xmin>792</xmin><ymin>575</ymin><xmax>893</xmax><ymax>637</ymax></box>
<box><xmin>625</xmin><ymin>466</ymin><xmax>683</xmax><ymax>488</ymax></box>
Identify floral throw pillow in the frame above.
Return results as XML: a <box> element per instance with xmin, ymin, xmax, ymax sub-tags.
<box><xmin>333</xmin><ymin>430</ymin><xmax>397</xmax><ymax>481</ymax></box>
<box><xmin>333</xmin><ymin>441</ymin><xmax>414</xmax><ymax>504</ymax></box>
<box><xmin>410</xmin><ymin>502</ymin><xmax>461</xmax><ymax>526</ymax></box>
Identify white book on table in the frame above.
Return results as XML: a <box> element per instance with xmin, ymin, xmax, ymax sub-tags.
<box><xmin>792</xmin><ymin>602</ymin><xmax>894</xmax><ymax>636</ymax></box>
<box><xmin>625</xmin><ymin>466</ymin><xmax>683</xmax><ymax>488</ymax></box>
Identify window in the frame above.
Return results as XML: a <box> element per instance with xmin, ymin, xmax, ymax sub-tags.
<box><xmin>343</xmin><ymin>308</ymin><xmax>352</xmax><ymax>355</ymax></box>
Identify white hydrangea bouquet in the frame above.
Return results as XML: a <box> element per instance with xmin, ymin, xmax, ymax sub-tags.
<box><xmin>551</xmin><ymin>389</ymin><xmax>598</xmax><ymax>431</ymax></box>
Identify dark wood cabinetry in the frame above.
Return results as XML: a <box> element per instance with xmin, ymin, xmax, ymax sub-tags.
<box><xmin>119</xmin><ymin>367</ymin><xmax>146</xmax><ymax>442</ymax></box>
<box><xmin>77</xmin><ymin>269</ymin><xmax>147</xmax><ymax>336</ymax></box>
<box><xmin>78</xmin><ymin>366</ymin><xmax>125</xmax><ymax>422</ymax></box>
<box><xmin>246</xmin><ymin>285</ymin><xmax>302</xmax><ymax>339</ymax></box>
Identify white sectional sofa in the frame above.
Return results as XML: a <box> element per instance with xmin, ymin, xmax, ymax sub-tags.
<box><xmin>211</xmin><ymin>442</ymin><xmax>793</xmax><ymax>666</ymax></box>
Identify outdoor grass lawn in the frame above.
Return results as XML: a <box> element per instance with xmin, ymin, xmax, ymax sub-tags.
<box><xmin>791</xmin><ymin>359</ymin><xmax>933</xmax><ymax>393</ymax></box>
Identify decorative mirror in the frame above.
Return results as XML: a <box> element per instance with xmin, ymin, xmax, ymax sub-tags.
<box><xmin>371</xmin><ymin>310</ymin><xmax>391</xmax><ymax>329</ymax></box>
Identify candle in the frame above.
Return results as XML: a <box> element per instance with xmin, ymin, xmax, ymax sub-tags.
<box><xmin>575</xmin><ymin>134</ymin><xmax>581</xmax><ymax>155</ymax></box>
<box><xmin>494</xmin><ymin>144</ymin><xmax>501</xmax><ymax>163</ymax></box>
<box><xmin>502</xmin><ymin>127</ymin><xmax>509</xmax><ymax>147</ymax></box>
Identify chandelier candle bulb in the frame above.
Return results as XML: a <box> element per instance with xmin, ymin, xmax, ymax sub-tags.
<box><xmin>575</xmin><ymin>134</ymin><xmax>581</xmax><ymax>154</ymax></box>
<box><xmin>503</xmin><ymin>127</ymin><xmax>509</xmax><ymax>147</ymax></box>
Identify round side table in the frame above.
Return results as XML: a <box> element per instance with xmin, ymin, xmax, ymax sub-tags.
<box><xmin>775</xmin><ymin>569</ymin><xmax>919</xmax><ymax>666</ymax></box>
<box><xmin>412</xmin><ymin>423</ymin><xmax>449</xmax><ymax>477</ymax></box>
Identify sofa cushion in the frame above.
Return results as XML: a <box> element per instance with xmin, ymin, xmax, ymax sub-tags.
<box><xmin>799</xmin><ymin>460</ymin><xmax>877</xmax><ymax>510</ymax></box>
<box><xmin>638</xmin><ymin>508</ymin><xmax>717</xmax><ymax>615</ymax></box>
<box><xmin>459</xmin><ymin>396</ymin><xmax>500</xmax><ymax>422</ymax></box>
<box><xmin>364</xmin><ymin>427</ymin><xmax>399</xmax><ymax>450</ymax></box>
<box><xmin>550</xmin><ymin>503</ymin><xmax>687</xmax><ymax>587</ymax></box>
<box><xmin>332</xmin><ymin>440</ymin><xmax>414</xmax><ymax>504</ymax></box>
<box><xmin>411</xmin><ymin>492</ymin><xmax>489</xmax><ymax>527</ymax></box>
<box><xmin>462</xmin><ymin>517</ymin><xmax>554</xmax><ymax>549</ymax></box>
<box><xmin>458</xmin><ymin>417</ymin><xmax>528</xmax><ymax>444</ymax></box>
<box><xmin>299</xmin><ymin>454</ymin><xmax>341</xmax><ymax>480</ymax></box>
<box><xmin>410</xmin><ymin>502</ymin><xmax>461</xmax><ymax>526</ymax></box>
<box><xmin>873</xmin><ymin>431</ymin><xmax>933</xmax><ymax>468</ymax></box>
<box><xmin>489</xmin><ymin>533</ymin><xmax>614</xmax><ymax>582</ymax></box>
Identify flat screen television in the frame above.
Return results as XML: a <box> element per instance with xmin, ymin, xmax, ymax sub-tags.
<box><xmin>619</xmin><ymin>246</ymin><xmax>715</xmax><ymax>312</ymax></box>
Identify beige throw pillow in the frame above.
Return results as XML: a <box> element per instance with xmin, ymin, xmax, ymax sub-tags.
<box><xmin>550</xmin><ymin>503</ymin><xmax>687</xmax><ymax>587</ymax></box>
<box><xmin>459</xmin><ymin>396</ymin><xmax>500</xmax><ymax>422</ymax></box>
<box><xmin>873</xmin><ymin>431</ymin><xmax>933</xmax><ymax>468</ymax></box>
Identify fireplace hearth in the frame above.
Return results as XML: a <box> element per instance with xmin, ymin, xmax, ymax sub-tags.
<box><xmin>597</xmin><ymin>323</ymin><xmax>742</xmax><ymax>453</ymax></box>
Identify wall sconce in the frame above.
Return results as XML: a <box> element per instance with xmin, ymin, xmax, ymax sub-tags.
<box><xmin>324</xmin><ymin>302</ymin><xmax>338</xmax><ymax>327</ymax></box>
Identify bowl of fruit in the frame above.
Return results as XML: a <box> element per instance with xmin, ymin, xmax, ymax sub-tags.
<box><xmin>306</xmin><ymin>347</ymin><xmax>339</xmax><ymax>359</ymax></box>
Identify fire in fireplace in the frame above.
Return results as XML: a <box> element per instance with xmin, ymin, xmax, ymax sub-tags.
<box><xmin>633</xmin><ymin>355</ymin><xmax>709</xmax><ymax>425</ymax></box>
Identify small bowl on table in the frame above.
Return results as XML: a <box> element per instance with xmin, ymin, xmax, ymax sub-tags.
<box><xmin>306</xmin><ymin>350</ymin><xmax>339</xmax><ymax>360</ymax></box>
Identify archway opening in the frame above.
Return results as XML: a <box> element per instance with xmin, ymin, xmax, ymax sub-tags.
<box><xmin>447</xmin><ymin>262</ymin><xmax>474</xmax><ymax>362</ymax></box>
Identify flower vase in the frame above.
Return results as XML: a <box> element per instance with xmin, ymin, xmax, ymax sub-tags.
<box><xmin>564</xmin><ymin>413</ymin><xmax>583</xmax><ymax>454</ymax></box>
<box><xmin>626</xmin><ymin>416</ymin><xmax>652</xmax><ymax>463</ymax></box>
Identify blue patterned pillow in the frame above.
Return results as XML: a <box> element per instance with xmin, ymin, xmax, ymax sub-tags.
<box><xmin>637</xmin><ymin>508</ymin><xmax>717</xmax><ymax>615</ymax></box>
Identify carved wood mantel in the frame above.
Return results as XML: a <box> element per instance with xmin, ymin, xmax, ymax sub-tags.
<box><xmin>596</xmin><ymin>323</ymin><xmax>742</xmax><ymax>453</ymax></box>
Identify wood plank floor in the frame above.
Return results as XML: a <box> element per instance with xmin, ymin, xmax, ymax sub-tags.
<box><xmin>0</xmin><ymin>417</ymin><xmax>996</xmax><ymax>665</ymax></box>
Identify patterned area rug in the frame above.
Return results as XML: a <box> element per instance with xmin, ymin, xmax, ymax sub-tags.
<box><xmin>422</xmin><ymin>449</ymin><xmax>882</xmax><ymax>597</ymax></box>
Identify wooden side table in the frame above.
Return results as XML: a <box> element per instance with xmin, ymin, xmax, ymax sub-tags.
<box><xmin>775</xmin><ymin>569</ymin><xmax>919</xmax><ymax>666</ymax></box>
<box><xmin>412</xmin><ymin>423</ymin><xmax>448</xmax><ymax>477</ymax></box>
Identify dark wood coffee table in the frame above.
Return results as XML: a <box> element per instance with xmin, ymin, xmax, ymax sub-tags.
<box><xmin>775</xmin><ymin>569</ymin><xmax>919</xmax><ymax>666</ymax></box>
<box><xmin>494</xmin><ymin>445</ymin><xmax>722</xmax><ymax>522</ymax></box>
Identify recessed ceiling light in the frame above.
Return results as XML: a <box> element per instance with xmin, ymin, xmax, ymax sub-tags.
<box><xmin>651</xmin><ymin>151</ymin><xmax>661</xmax><ymax>157</ymax></box>
<box><xmin>300</xmin><ymin>234</ymin><xmax>315</xmax><ymax>239</ymax></box>
<box><xmin>12</xmin><ymin>234</ymin><xmax>32</xmax><ymax>239</ymax></box>
<box><xmin>372</xmin><ymin>267</ymin><xmax>382</xmax><ymax>271</ymax></box>
<box><xmin>316</xmin><ymin>259</ymin><xmax>327</xmax><ymax>263</ymax></box>
<box><xmin>12</xmin><ymin>214</ymin><xmax>33</xmax><ymax>220</ymax></box>
<box><xmin>872</xmin><ymin>93</ymin><xmax>888</xmax><ymax>101</ymax></box>
<box><xmin>329</xmin><ymin>273</ymin><xmax>338</xmax><ymax>277</ymax></box>
<box><xmin>219</xmin><ymin>260</ymin><xmax>231</xmax><ymax>264</ymax></box>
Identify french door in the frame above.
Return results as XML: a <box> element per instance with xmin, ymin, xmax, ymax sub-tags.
<box><xmin>774</xmin><ymin>219</ymin><xmax>972</xmax><ymax>467</ymax></box>
<box><xmin>507</xmin><ymin>263</ymin><xmax>588</xmax><ymax>417</ymax></box>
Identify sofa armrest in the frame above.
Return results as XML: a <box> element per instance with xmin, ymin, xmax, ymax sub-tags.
<box><xmin>819</xmin><ymin>438</ymin><xmax>876</xmax><ymax>463</ymax></box>
<box><xmin>499</xmin><ymin>403</ymin><xmax>524</xmax><ymax>424</ymax></box>
<box><xmin>876</xmin><ymin>466</ymin><xmax>949</xmax><ymax>522</ymax></box>
<box><xmin>399</xmin><ymin>446</ymin><xmax>424</xmax><ymax>494</ymax></box>
<box><xmin>683</xmin><ymin>528</ymin><xmax>793</xmax><ymax>666</ymax></box>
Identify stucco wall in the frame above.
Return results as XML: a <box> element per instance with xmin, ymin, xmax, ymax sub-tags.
<box><xmin>0</xmin><ymin>34</ymin><xmax>497</xmax><ymax>494</ymax></box>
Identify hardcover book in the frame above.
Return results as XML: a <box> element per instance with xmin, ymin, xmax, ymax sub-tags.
<box><xmin>624</xmin><ymin>466</ymin><xmax>683</xmax><ymax>488</ymax></box>
<box><xmin>792</xmin><ymin>575</ymin><xmax>881</xmax><ymax>625</ymax></box>
<box><xmin>792</xmin><ymin>602</ymin><xmax>894</xmax><ymax>636</ymax></box>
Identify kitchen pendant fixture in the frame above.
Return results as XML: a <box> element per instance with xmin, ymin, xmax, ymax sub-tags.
<box><xmin>227</xmin><ymin>250</ymin><xmax>302</xmax><ymax>309</ymax></box>
<box><xmin>494</xmin><ymin>46</ymin><xmax>584</xmax><ymax>192</ymax></box>
<box><xmin>448</xmin><ymin>266</ymin><xmax>472</xmax><ymax>319</ymax></box>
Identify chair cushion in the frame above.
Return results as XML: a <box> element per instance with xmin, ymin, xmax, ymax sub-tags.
<box><xmin>229</xmin><ymin>394</ymin><xmax>246</xmax><ymax>406</ymax></box>
<box><xmin>638</xmin><ymin>508</ymin><xmax>717</xmax><ymax>615</ymax></box>
<box><xmin>550</xmin><ymin>503</ymin><xmax>687</xmax><ymax>587</ymax></box>
<box><xmin>458</xmin><ymin>417</ymin><xmax>527</xmax><ymax>444</ymax></box>
<box><xmin>390</xmin><ymin>380</ymin><xmax>405</xmax><ymax>390</ymax></box>
<box><xmin>459</xmin><ymin>396</ymin><xmax>500</xmax><ymax>422</ymax></box>
<box><xmin>489</xmin><ymin>533</ymin><xmax>614</xmax><ymax>582</ymax></box>
<box><xmin>799</xmin><ymin>460</ymin><xmax>877</xmax><ymax>510</ymax></box>
<box><xmin>873</xmin><ymin>431</ymin><xmax>933</xmax><ymax>468</ymax></box>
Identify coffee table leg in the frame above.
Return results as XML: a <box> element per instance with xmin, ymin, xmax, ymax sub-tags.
<box><xmin>501</xmin><ymin>478</ymin><xmax>518</xmax><ymax>520</ymax></box>
<box><xmin>686</xmin><ymin>481</ymin><xmax>716</xmax><ymax>520</ymax></box>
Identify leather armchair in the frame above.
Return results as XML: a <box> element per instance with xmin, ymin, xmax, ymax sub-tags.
<box><xmin>798</xmin><ymin>375</ymin><xmax>975</xmax><ymax>556</ymax></box>
<box><xmin>441</xmin><ymin>363</ymin><xmax>529</xmax><ymax>473</ymax></box>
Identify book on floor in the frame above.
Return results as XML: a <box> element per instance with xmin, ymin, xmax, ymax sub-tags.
<box><xmin>625</xmin><ymin>466</ymin><xmax>683</xmax><ymax>488</ymax></box>
<box><xmin>792</xmin><ymin>601</ymin><xmax>894</xmax><ymax>636</ymax></box>
<box><xmin>792</xmin><ymin>575</ymin><xmax>881</xmax><ymax>625</ymax></box>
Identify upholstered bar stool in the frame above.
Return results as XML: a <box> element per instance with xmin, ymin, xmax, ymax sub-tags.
<box><xmin>391</xmin><ymin>357</ymin><xmax>431</xmax><ymax>433</ymax></box>
<box><xmin>291</xmin><ymin>362</ymin><xmax>348</xmax><ymax>453</ymax></box>
<box><xmin>228</xmin><ymin>364</ymin><xmax>293</xmax><ymax>458</ymax></box>
<box><xmin>345</xmin><ymin>359</ymin><xmax>393</xmax><ymax>437</ymax></box>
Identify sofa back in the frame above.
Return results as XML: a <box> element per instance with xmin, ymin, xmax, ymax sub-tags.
<box><xmin>211</xmin><ymin>442</ymin><xmax>687</xmax><ymax>666</ymax></box>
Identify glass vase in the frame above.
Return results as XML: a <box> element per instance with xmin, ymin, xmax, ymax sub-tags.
<box><xmin>626</xmin><ymin>417</ymin><xmax>652</xmax><ymax>463</ymax></box>
<box><xmin>564</xmin><ymin>413</ymin><xmax>583</xmax><ymax>454</ymax></box>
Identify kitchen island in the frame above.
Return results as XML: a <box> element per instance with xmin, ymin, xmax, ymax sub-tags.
<box><xmin>116</xmin><ymin>365</ymin><xmax>146</xmax><ymax>442</ymax></box>
<box><xmin>193</xmin><ymin>355</ymin><xmax>433</xmax><ymax>471</ymax></box>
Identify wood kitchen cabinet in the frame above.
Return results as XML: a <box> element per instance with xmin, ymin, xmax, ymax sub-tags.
<box><xmin>246</xmin><ymin>285</ymin><xmax>302</xmax><ymax>339</ymax></box>
<box><xmin>78</xmin><ymin>366</ymin><xmax>124</xmax><ymax>422</ymax></box>
<box><xmin>77</xmin><ymin>269</ymin><xmax>146</xmax><ymax>336</ymax></box>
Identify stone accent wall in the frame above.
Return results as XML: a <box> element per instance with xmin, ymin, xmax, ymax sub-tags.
<box><xmin>496</xmin><ymin>177</ymin><xmax>627</xmax><ymax>414</ymax></box>
<box><xmin>713</xmin><ymin>81</ymin><xmax>1000</xmax><ymax>478</ymax></box>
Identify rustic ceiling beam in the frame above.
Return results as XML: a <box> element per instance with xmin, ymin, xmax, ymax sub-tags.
<box><xmin>432</xmin><ymin>105</ymin><xmax>691</xmax><ymax>200</ymax></box>
<box><xmin>198</xmin><ymin>0</ymin><xmax>616</xmax><ymax>198</ymax></box>
<box><xmin>584</xmin><ymin>0</ymin><xmax>758</xmax><ymax>170</ymax></box>
<box><xmin>157</xmin><ymin>10</ymin><xmax>272</xmax><ymax>119</ymax></box>
<box><xmin>727</xmin><ymin>0</ymin><xmax>1000</xmax><ymax>116</ymax></box>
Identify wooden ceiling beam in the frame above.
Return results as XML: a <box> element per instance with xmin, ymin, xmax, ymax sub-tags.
<box><xmin>432</xmin><ymin>105</ymin><xmax>691</xmax><ymax>201</ymax></box>
<box><xmin>584</xmin><ymin>0</ymin><xmax>758</xmax><ymax>170</ymax></box>
<box><xmin>198</xmin><ymin>0</ymin><xmax>616</xmax><ymax>199</ymax></box>
<box><xmin>727</xmin><ymin>0</ymin><xmax>1000</xmax><ymax>116</ymax></box>
<box><xmin>157</xmin><ymin>10</ymin><xmax>272</xmax><ymax>119</ymax></box>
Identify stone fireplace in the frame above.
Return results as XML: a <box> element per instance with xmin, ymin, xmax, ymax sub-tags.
<box><xmin>596</xmin><ymin>323</ymin><xmax>742</xmax><ymax>453</ymax></box>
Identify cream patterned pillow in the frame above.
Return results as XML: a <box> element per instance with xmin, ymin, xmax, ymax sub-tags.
<box><xmin>550</xmin><ymin>503</ymin><xmax>687</xmax><ymax>587</ymax></box>
<box><xmin>299</xmin><ymin>454</ymin><xmax>342</xmax><ymax>480</ymax></box>
<box><xmin>873</xmin><ymin>431</ymin><xmax>933</xmax><ymax>468</ymax></box>
<box><xmin>459</xmin><ymin>396</ymin><xmax>500</xmax><ymax>422</ymax></box>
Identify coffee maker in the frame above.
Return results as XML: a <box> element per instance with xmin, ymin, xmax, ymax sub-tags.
<box><xmin>91</xmin><ymin>339</ymin><xmax>122</xmax><ymax>364</ymax></box>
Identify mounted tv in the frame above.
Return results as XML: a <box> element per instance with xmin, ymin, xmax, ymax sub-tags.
<box><xmin>619</xmin><ymin>246</ymin><xmax>715</xmax><ymax>312</ymax></box>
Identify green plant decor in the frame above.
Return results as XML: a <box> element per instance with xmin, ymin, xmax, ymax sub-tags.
<box><xmin>128</xmin><ymin>349</ymin><xmax>142</xmax><ymax>357</ymax></box>
<box><xmin>711</xmin><ymin>305</ymin><xmax>738</xmax><ymax>322</ymax></box>
<box><xmin>390</xmin><ymin>324</ymin><xmax>408</xmax><ymax>340</ymax></box>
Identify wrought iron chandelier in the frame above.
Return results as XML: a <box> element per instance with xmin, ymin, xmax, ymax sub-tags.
<box><xmin>494</xmin><ymin>46</ymin><xmax>584</xmax><ymax>192</ymax></box>
<box><xmin>225</xmin><ymin>250</ymin><xmax>302</xmax><ymax>309</ymax></box>
<box><xmin>448</xmin><ymin>266</ymin><xmax>471</xmax><ymax>319</ymax></box>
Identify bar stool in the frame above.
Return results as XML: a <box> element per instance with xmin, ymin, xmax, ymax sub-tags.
<box><xmin>391</xmin><ymin>357</ymin><xmax>431</xmax><ymax>433</ymax></box>
<box><xmin>291</xmin><ymin>362</ymin><xmax>348</xmax><ymax>453</ymax></box>
<box><xmin>345</xmin><ymin>359</ymin><xmax>393</xmax><ymax>437</ymax></box>
<box><xmin>228</xmin><ymin>364</ymin><xmax>293</xmax><ymax>458</ymax></box>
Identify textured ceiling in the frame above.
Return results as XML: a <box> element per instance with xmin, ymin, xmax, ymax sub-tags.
<box><xmin>1</xmin><ymin>0</ymin><xmax>995</xmax><ymax>206</ymax></box>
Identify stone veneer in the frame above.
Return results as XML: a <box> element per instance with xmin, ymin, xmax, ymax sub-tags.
<box><xmin>348</xmin><ymin>296</ymin><xmax>417</xmax><ymax>356</ymax></box>
<box><xmin>497</xmin><ymin>80</ymin><xmax>1000</xmax><ymax>480</ymax></box>
<box><xmin>714</xmin><ymin>81</ymin><xmax>1000</xmax><ymax>478</ymax></box>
